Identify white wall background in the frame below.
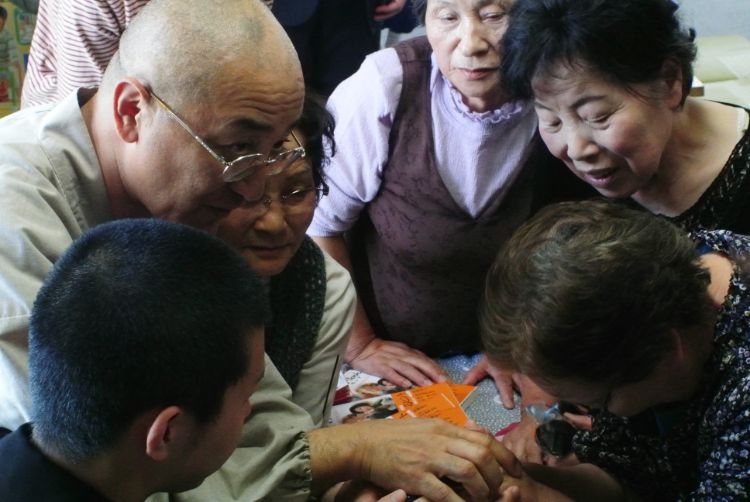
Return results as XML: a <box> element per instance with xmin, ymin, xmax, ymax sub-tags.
<box><xmin>677</xmin><ymin>0</ymin><xmax>750</xmax><ymax>40</ymax></box>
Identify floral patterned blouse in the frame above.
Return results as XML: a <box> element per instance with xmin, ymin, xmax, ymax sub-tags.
<box><xmin>674</xmin><ymin>106</ymin><xmax>750</xmax><ymax>235</ymax></box>
<box><xmin>572</xmin><ymin>230</ymin><xmax>750</xmax><ymax>501</ymax></box>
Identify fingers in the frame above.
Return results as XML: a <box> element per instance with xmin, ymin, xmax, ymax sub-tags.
<box><xmin>436</xmin><ymin>431</ymin><xmax>521</xmax><ymax>500</ymax></box>
<box><xmin>351</xmin><ymin>340</ymin><xmax>448</xmax><ymax>388</ymax></box>
<box><xmin>483</xmin><ymin>359</ymin><xmax>518</xmax><ymax>410</ymax></box>
<box><xmin>499</xmin><ymin>485</ymin><xmax>521</xmax><ymax>502</ymax></box>
<box><xmin>486</xmin><ymin>433</ymin><xmax>523</xmax><ymax>478</ymax></box>
<box><xmin>463</xmin><ymin>419</ymin><xmax>490</xmax><ymax>435</ymax></box>
<box><xmin>334</xmin><ymin>481</ymin><xmax>409</xmax><ymax>502</ymax></box>
<box><xmin>357</xmin><ymin>419</ymin><xmax>515</xmax><ymax>502</ymax></box>
<box><xmin>465</xmin><ymin>355</ymin><xmax>517</xmax><ymax>409</ymax></box>
<box><xmin>405</xmin><ymin>473</ymin><xmax>466</xmax><ymax>502</ymax></box>
<box><xmin>462</xmin><ymin>356</ymin><xmax>489</xmax><ymax>386</ymax></box>
<box><xmin>378</xmin><ymin>489</ymin><xmax>408</xmax><ymax>502</ymax></box>
<box><xmin>501</xmin><ymin>415</ymin><xmax>544</xmax><ymax>464</ymax></box>
<box><xmin>497</xmin><ymin>380</ymin><xmax>517</xmax><ymax>410</ymax></box>
<box><xmin>562</xmin><ymin>412</ymin><xmax>593</xmax><ymax>430</ymax></box>
<box><xmin>458</xmin><ymin>421</ymin><xmax>522</xmax><ymax>478</ymax></box>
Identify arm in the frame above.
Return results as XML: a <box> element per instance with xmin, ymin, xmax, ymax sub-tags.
<box><xmin>314</xmin><ymin>235</ymin><xmax>447</xmax><ymax>388</ymax></box>
<box><xmin>0</xmin><ymin>139</ymin><xmax>98</xmax><ymax>428</ymax></box>
<box><xmin>23</xmin><ymin>0</ymin><xmax>148</xmax><ymax>107</ymax></box>
<box><xmin>509</xmin><ymin>462</ymin><xmax>641</xmax><ymax>502</ymax></box>
<box><xmin>309</xmin><ymin>52</ymin><xmax>447</xmax><ymax>388</ymax></box>
<box><xmin>308</xmin><ymin>418</ymin><xmax>523</xmax><ymax>501</ymax></box>
<box><xmin>462</xmin><ymin>357</ymin><xmax>555</xmax><ymax>463</ymax></box>
<box><xmin>493</xmin><ymin>463</ymin><xmax>640</xmax><ymax>502</ymax></box>
<box><xmin>690</xmin><ymin>372</ymin><xmax>750</xmax><ymax>499</ymax></box>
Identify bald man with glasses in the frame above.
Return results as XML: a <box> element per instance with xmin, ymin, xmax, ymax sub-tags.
<box><xmin>0</xmin><ymin>0</ymin><xmax>523</xmax><ymax>501</ymax></box>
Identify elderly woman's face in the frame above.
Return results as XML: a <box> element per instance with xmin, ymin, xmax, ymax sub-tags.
<box><xmin>216</xmin><ymin>129</ymin><xmax>317</xmax><ymax>277</ymax></box>
<box><xmin>532</xmin><ymin>62</ymin><xmax>682</xmax><ymax>199</ymax></box>
<box><xmin>425</xmin><ymin>0</ymin><xmax>512</xmax><ymax>112</ymax></box>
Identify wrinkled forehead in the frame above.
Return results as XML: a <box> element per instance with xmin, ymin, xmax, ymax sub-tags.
<box><xmin>196</xmin><ymin>66</ymin><xmax>303</xmax><ymax>135</ymax></box>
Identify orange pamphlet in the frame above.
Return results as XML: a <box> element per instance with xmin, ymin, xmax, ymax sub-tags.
<box><xmin>389</xmin><ymin>382</ymin><xmax>476</xmax><ymax>426</ymax></box>
<box><xmin>329</xmin><ymin>367</ymin><xmax>477</xmax><ymax>426</ymax></box>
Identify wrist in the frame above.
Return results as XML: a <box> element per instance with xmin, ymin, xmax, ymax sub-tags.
<box><xmin>308</xmin><ymin>424</ymin><xmax>370</xmax><ymax>494</ymax></box>
<box><xmin>344</xmin><ymin>331</ymin><xmax>376</xmax><ymax>363</ymax></box>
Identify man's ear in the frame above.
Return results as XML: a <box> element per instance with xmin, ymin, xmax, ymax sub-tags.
<box><xmin>145</xmin><ymin>405</ymin><xmax>183</xmax><ymax>462</ymax></box>
<box><xmin>113</xmin><ymin>77</ymin><xmax>152</xmax><ymax>144</ymax></box>
<box><xmin>660</xmin><ymin>58</ymin><xmax>686</xmax><ymax>109</ymax></box>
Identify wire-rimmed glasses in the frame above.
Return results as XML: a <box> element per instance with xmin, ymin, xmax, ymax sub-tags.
<box><xmin>256</xmin><ymin>185</ymin><xmax>329</xmax><ymax>216</ymax></box>
<box><xmin>150</xmin><ymin>91</ymin><xmax>306</xmax><ymax>183</ymax></box>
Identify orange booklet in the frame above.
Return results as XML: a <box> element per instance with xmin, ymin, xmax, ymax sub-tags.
<box><xmin>329</xmin><ymin>368</ymin><xmax>477</xmax><ymax>426</ymax></box>
<box><xmin>389</xmin><ymin>382</ymin><xmax>476</xmax><ymax>427</ymax></box>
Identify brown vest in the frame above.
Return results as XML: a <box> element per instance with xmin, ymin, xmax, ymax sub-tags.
<box><xmin>350</xmin><ymin>37</ymin><xmax>535</xmax><ymax>355</ymax></box>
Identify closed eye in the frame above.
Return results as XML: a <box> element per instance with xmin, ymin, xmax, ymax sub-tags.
<box><xmin>586</xmin><ymin>114</ymin><xmax>610</xmax><ymax>125</ymax></box>
<box><xmin>281</xmin><ymin>187</ymin><xmax>316</xmax><ymax>204</ymax></box>
<box><xmin>222</xmin><ymin>142</ymin><xmax>259</xmax><ymax>159</ymax></box>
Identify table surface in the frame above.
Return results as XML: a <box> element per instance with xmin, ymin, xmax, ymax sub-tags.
<box><xmin>436</xmin><ymin>353</ymin><xmax>520</xmax><ymax>434</ymax></box>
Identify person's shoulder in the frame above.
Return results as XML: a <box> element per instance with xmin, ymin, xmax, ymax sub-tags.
<box><xmin>0</xmin><ymin>93</ymin><xmax>85</xmax><ymax>174</ymax></box>
<box><xmin>364</xmin><ymin>45</ymin><xmax>403</xmax><ymax>78</ymax></box>
<box><xmin>0</xmin><ymin>424</ymin><xmax>27</xmax><ymax>453</ymax></box>
<box><xmin>329</xmin><ymin>46</ymin><xmax>403</xmax><ymax>109</ymax></box>
<box><xmin>390</xmin><ymin>36</ymin><xmax>433</xmax><ymax>63</ymax></box>
<box><xmin>0</xmin><ymin>424</ymin><xmax>110</xmax><ymax>501</ymax></box>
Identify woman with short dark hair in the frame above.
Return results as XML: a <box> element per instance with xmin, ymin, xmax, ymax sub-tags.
<box><xmin>502</xmin><ymin>0</ymin><xmax>750</xmax><ymax>234</ymax></box>
<box><xmin>481</xmin><ymin>199</ymin><xmax>750</xmax><ymax>500</ymax></box>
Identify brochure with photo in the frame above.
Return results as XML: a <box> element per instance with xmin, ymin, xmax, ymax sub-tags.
<box><xmin>330</xmin><ymin>365</ymin><xmax>477</xmax><ymax>426</ymax></box>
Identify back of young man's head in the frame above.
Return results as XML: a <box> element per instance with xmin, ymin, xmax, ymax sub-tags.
<box><xmin>29</xmin><ymin>218</ymin><xmax>269</xmax><ymax>463</ymax></box>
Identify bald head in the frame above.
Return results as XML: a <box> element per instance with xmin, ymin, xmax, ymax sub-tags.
<box><xmin>103</xmin><ymin>0</ymin><xmax>301</xmax><ymax>107</ymax></box>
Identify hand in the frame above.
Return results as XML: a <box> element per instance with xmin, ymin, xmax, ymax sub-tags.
<box><xmin>377</xmin><ymin>489</ymin><xmax>409</xmax><ymax>502</ymax></box>
<box><xmin>501</xmin><ymin>413</ymin><xmax>544</xmax><ymax>464</ymax></box>
<box><xmin>310</xmin><ymin>418</ymin><xmax>523</xmax><ymax>502</ymax></box>
<box><xmin>499</xmin><ymin>468</ymin><xmax>574</xmax><ymax>502</ymax></box>
<box><xmin>348</xmin><ymin>337</ymin><xmax>448</xmax><ymax>388</ymax></box>
<box><xmin>561</xmin><ymin>412</ymin><xmax>592</xmax><ymax>431</ymax></box>
<box><xmin>463</xmin><ymin>354</ymin><xmax>518</xmax><ymax>409</ymax></box>
<box><xmin>499</xmin><ymin>485</ymin><xmax>521</xmax><ymax>502</ymax></box>
<box><xmin>543</xmin><ymin>452</ymin><xmax>581</xmax><ymax>468</ymax></box>
<box><xmin>359</xmin><ymin>419</ymin><xmax>522</xmax><ymax>501</ymax></box>
<box><xmin>373</xmin><ymin>0</ymin><xmax>407</xmax><ymax>22</ymax></box>
<box><xmin>327</xmin><ymin>481</ymin><xmax>409</xmax><ymax>501</ymax></box>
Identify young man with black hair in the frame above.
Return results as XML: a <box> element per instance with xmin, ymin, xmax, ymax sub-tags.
<box><xmin>0</xmin><ymin>218</ymin><xmax>269</xmax><ymax>501</ymax></box>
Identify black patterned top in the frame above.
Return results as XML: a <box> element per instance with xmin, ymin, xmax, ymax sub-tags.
<box><xmin>572</xmin><ymin>230</ymin><xmax>750</xmax><ymax>500</ymax></box>
<box><xmin>674</xmin><ymin>107</ymin><xmax>750</xmax><ymax>235</ymax></box>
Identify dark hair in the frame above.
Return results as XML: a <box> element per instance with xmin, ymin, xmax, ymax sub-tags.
<box><xmin>480</xmin><ymin>199</ymin><xmax>715</xmax><ymax>389</ymax></box>
<box><xmin>350</xmin><ymin>402</ymin><xmax>373</xmax><ymax>414</ymax></box>
<box><xmin>501</xmin><ymin>0</ymin><xmax>697</xmax><ymax>104</ymax></box>
<box><xmin>0</xmin><ymin>6</ymin><xmax>7</xmax><ymax>20</ymax></box>
<box><xmin>296</xmin><ymin>90</ymin><xmax>335</xmax><ymax>192</ymax></box>
<box><xmin>29</xmin><ymin>219</ymin><xmax>270</xmax><ymax>462</ymax></box>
